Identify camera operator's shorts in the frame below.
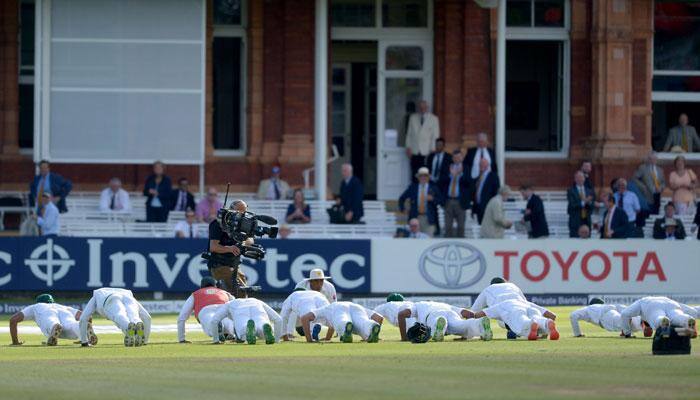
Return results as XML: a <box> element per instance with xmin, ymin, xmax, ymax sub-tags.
<box><xmin>210</xmin><ymin>264</ymin><xmax>247</xmax><ymax>295</ymax></box>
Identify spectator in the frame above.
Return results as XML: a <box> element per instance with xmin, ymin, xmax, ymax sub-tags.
<box><xmin>399</xmin><ymin>167</ymin><xmax>444</xmax><ymax>237</ymax></box>
<box><xmin>143</xmin><ymin>161</ymin><xmax>172</xmax><ymax>222</ymax></box>
<box><xmin>36</xmin><ymin>192</ymin><xmax>60</xmax><ymax>237</ymax></box>
<box><xmin>405</xmin><ymin>100</ymin><xmax>440</xmax><ymax>180</ymax></box>
<box><xmin>694</xmin><ymin>202</ymin><xmax>700</xmax><ymax>239</ymax></box>
<box><xmin>567</xmin><ymin>171</ymin><xmax>594</xmax><ymax>237</ymax></box>
<box><xmin>669</xmin><ymin>155</ymin><xmax>697</xmax><ymax>215</ymax></box>
<box><xmin>581</xmin><ymin>160</ymin><xmax>594</xmax><ymax>194</ymax></box>
<box><xmin>653</xmin><ymin>202</ymin><xmax>686</xmax><ymax>240</ymax></box>
<box><xmin>613</xmin><ymin>178</ymin><xmax>641</xmax><ymax>236</ymax></box>
<box><xmin>339</xmin><ymin>163</ymin><xmax>364</xmax><ymax>223</ymax></box>
<box><xmin>577</xmin><ymin>224</ymin><xmax>591</xmax><ymax>239</ymax></box>
<box><xmin>174</xmin><ymin>209</ymin><xmax>200</xmax><ymax>238</ymax></box>
<box><xmin>663</xmin><ymin>113</ymin><xmax>700</xmax><ymax>153</ymax></box>
<box><xmin>441</xmin><ymin>149</ymin><xmax>469</xmax><ymax>238</ymax></box>
<box><xmin>278</xmin><ymin>224</ymin><xmax>293</xmax><ymax>239</ymax></box>
<box><xmin>394</xmin><ymin>227</ymin><xmax>410</xmax><ymax>238</ymax></box>
<box><xmin>427</xmin><ymin>138</ymin><xmax>451</xmax><ymax>185</ymax></box>
<box><xmin>407</xmin><ymin>218</ymin><xmax>429</xmax><ymax>239</ymax></box>
<box><xmin>632</xmin><ymin>151</ymin><xmax>665</xmax><ymax>216</ymax></box>
<box><xmin>591</xmin><ymin>190</ymin><xmax>611</xmax><ymax>231</ymax></box>
<box><xmin>195</xmin><ymin>187</ymin><xmax>223</xmax><ymax>224</ymax></box>
<box><xmin>170</xmin><ymin>177</ymin><xmax>195</xmax><ymax>212</ymax></box>
<box><xmin>327</xmin><ymin>195</ymin><xmax>346</xmax><ymax>224</ymax></box>
<box><xmin>471</xmin><ymin>158</ymin><xmax>500</xmax><ymax>225</ymax></box>
<box><xmin>99</xmin><ymin>178</ymin><xmax>131</xmax><ymax>213</ymax></box>
<box><xmin>464</xmin><ymin>132</ymin><xmax>497</xmax><ymax>180</ymax></box>
<box><xmin>286</xmin><ymin>189</ymin><xmax>311</xmax><ymax>224</ymax></box>
<box><xmin>480</xmin><ymin>186</ymin><xmax>513</xmax><ymax>239</ymax></box>
<box><xmin>601</xmin><ymin>194</ymin><xmax>629</xmax><ymax>239</ymax></box>
<box><xmin>520</xmin><ymin>184</ymin><xmax>549</xmax><ymax>238</ymax></box>
<box><xmin>29</xmin><ymin>160</ymin><xmax>72</xmax><ymax>213</ymax></box>
<box><xmin>257</xmin><ymin>166</ymin><xmax>291</xmax><ymax>200</ymax></box>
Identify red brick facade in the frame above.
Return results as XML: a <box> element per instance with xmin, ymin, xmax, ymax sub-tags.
<box><xmin>0</xmin><ymin>0</ymin><xmax>694</xmax><ymax>195</ymax></box>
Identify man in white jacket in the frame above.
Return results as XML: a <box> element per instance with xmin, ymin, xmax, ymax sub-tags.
<box><xmin>405</xmin><ymin>100</ymin><xmax>440</xmax><ymax>180</ymax></box>
<box><xmin>79</xmin><ymin>287</ymin><xmax>151</xmax><ymax>347</ymax></box>
<box><xmin>570</xmin><ymin>298</ymin><xmax>649</xmax><ymax>337</ymax></box>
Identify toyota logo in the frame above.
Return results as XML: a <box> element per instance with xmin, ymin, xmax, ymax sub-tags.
<box><xmin>419</xmin><ymin>242</ymin><xmax>486</xmax><ymax>289</ymax></box>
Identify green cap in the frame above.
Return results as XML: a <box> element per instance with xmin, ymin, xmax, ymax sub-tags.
<box><xmin>490</xmin><ymin>277</ymin><xmax>506</xmax><ymax>285</ymax></box>
<box><xmin>386</xmin><ymin>293</ymin><xmax>404</xmax><ymax>302</ymax></box>
<box><xmin>588</xmin><ymin>297</ymin><xmax>604</xmax><ymax>305</ymax></box>
<box><xmin>294</xmin><ymin>287</ymin><xmax>306</xmax><ymax>292</ymax></box>
<box><xmin>200</xmin><ymin>276</ymin><xmax>217</xmax><ymax>288</ymax></box>
<box><xmin>35</xmin><ymin>294</ymin><xmax>54</xmax><ymax>304</ymax></box>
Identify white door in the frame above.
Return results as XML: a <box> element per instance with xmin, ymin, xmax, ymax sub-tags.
<box><xmin>377</xmin><ymin>41</ymin><xmax>432</xmax><ymax>200</ymax></box>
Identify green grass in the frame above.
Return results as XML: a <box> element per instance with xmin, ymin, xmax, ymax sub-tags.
<box><xmin>1</xmin><ymin>307</ymin><xmax>698</xmax><ymax>400</ymax></box>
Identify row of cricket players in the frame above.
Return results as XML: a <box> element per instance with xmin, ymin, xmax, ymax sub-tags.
<box><xmin>9</xmin><ymin>269</ymin><xmax>699</xmax><ymax>346</ymax></box>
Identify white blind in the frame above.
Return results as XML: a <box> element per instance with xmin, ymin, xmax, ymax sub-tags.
<box><xmin>44</xmin><ymin>0</ymin><xmax>204</xmax><ymax>164</ymax></box>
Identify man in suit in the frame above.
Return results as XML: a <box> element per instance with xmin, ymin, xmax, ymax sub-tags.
<box><xmin>632</xmin><ymin>151</ymin><xmax>665</xmax><ymax>215</ymax></box>
<box><xmin>567</xmin><ymin>171</ymin><xmax>595</xmax><ymax>237</ymax></box>
<box><xmin>339</xmin><ymin>163</ymin><xmax>364</xmax><ymax>224</ymax></box>
<box><xmin>29</xmin><ymin>160</ymin><xmax>72</xmax><ymax>213</ymax></box>
<box><xmin>463</xmin><ymin>132</ymin><xmax>497</xmax><ymax>181</ymax></box>
<box><xmin>405</xmin><ymin>100</ymin><xmax>440</xmax><ymax>181</ymax></box>
<box><xmin>663</xmin><ymin>113</ymin><xmax>700</xmax><ymax>152</ymax></box>
<box><xmin>520</xmin><ymin>184</ymin><xmax>549</xmax><ymax>238</ymax></box>
<box><xmin>441</xmin><ymin>150</ymin><xmax>469</xmax><ymax>238</ymax></box>
<box><xmin>398</xmin><ymin>167</ymin><xmax>444</xmax><ymax>237</ymax></box>
<box><xmin>480</xmin><ymin>186</ymin><xmax>513</xmax><ymax>239</ymax></box>
<box><xmin>170</xmin><ymin>177</ymin><xmax>196</xmax><ymax>212</ymax></box>
<box><xmin>601</xmin><ymin>194</ymin><xmax>629</xmax><ymax>239</ymax></box>
<box><xmin>257</xmin><ymin>166</ymin><xmax>291</xmax><ymax>200</ymax></box>
<box><xmin>613</xmin><ymin>178</ymin><xmax>641</xmax><ymax>236</ymax></box>
<box><xmin>581</xmin><ymin>160</ymin><xmax>595</xmax><ymax>195</ymax></box>
<box><xmin>426</xmin><ymin>138</ymin><xmax>451</xmax><ymax>236</ymax></box>
<box><xmin>653</xmin><ymin>202</ymin><xmax>686</xmax><ymax>240</ymax></box>
<box><xmin>471</xmin><ymin>158</ymin><xmax>500</xmax><ymax>225</ymax></box>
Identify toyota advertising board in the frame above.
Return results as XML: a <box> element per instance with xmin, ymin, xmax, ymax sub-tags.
<box><xmin>371</xmin><ymin>238</ymin><xmax>700</xmax><ymax>294</ymax></box>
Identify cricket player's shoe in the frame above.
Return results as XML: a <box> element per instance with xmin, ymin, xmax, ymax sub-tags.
<box><xmin>124</xmin><ymin>322</ymin><xmax>137</xmax><ymax>347</ymax></box>
<box><xmin>480</xmin><ymin>317</ymin><xmax>493</xmax><ymax>341</ymax></box>
<box><xmin>246</xmin><ymin>320</ymin><xmax>257</xmax><ymax>345</ymax></box>
<box><xmin>47</xmin><ymin>324</ymin><xmax>62</xmax><ymax>346</ymax></box>
<box><xmin>311</xmin><ymin>324</ymin><xmax>322</xmax><ymax>341</ymax></box>
<box><xmin>689</xmin><ymin>318</ymin><xmax>697</xmax><ymax>339</ymax></box>
<box><xmin>340</xmin><ymin>322</ymin><xmax>354</xmax><ymax>343</ymax></box>
<box><xmin>527</xmin><ymin>322</ymin><xmax>539</xmax><ymax>341</ymax></box>
<box><xmin>432</xmin><ymin>317</ymin><xmax>446</xmax><ymax>342</ymax></box>
<box><xmin>506</xmin><ymin>329</ymin><xmax>518</xmax><ymax>340</ymax></box>
<box><xmin>87</xmin><ymin>322</ymin><xmax>98</xmax><ymax>346</ymax></box>
<box><xmin>641</xmin><ymin>321</ymin><xmax>653</xmax><ymax>338</ymax></box>
<box><xmin>263</xmin><ymin>323</ymin><xmax>275</xmax><ymax>345</ymax></box>
<box><xmin>659</xmin><ymin>317</ymin><xmax>671</xmax><ymax>339</ymax></box>
<box><xmin>367</xmin><ymin>324</ymin><xmax>381</xmax><ymax>343</ymax></box>
<box><xmin>217</xmin><ymin>322</ymin><xmax>226</xmax><ymax>343</ymax></box>
<box><xmin>134</xmin><ymin>322</ymin><xmax>145</xmax><ymax>346</ymax></box>
<box><xmin>547</xmin><ymin>320</ymin><xmax>559</xmax><ymax>340</ymax></box>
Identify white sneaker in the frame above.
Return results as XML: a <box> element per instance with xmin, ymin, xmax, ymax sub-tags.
<box><xmin>124</xmin><ymin>322</ymin><xmax>136</xmax><ymax>347</ymax></box>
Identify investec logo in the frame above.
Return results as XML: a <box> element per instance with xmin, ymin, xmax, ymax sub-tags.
<box><xmin>24</xmin><ymin>238</ymin><xmax>75</xmax><ymax>286</ymax></box>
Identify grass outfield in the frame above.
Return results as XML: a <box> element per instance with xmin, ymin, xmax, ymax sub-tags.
<box><xmin>1</xmin><ymin>307</ymin><xmax>698</xmax><ymax>400</ymax></box>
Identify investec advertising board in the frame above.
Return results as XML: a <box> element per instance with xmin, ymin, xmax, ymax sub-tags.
<box><xmin>371</xmin><ymin>239</ymin><xmax>700</xmax><ymax>294</ymax></box>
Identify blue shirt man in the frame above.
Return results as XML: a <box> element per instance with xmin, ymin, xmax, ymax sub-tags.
<box><xmin>37</xmin><ymin>193</ymin><xmax>60</xmax><ymax>236</ymax></box>
<box><xmin>613</xmin><ymin>179</ymin><xmax>641</xmax><ymax>223</ymax></box>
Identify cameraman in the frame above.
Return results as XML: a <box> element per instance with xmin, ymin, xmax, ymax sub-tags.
<box><xmin>208</xmin><ymin>200</ymin><xmax>252</xmax><ymax>295</ymax></box>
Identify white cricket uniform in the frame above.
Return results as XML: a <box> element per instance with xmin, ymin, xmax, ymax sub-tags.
<box><xmin>210</xmin><ymin>298</ymin><xmax>283</xmax><ymax>342</ymax></box>
<box><xmin>570</xmin><ymin>304</ymin><xmax>643</xmax><ymax>337</ymax></box>
<box><xmin>294</xmin><ymin>280</ymin><xmax>337</xmax><ymax>303</ymax></box>
<box><xmin>280</xmin><ymin>290</ymin><xmax>330</xmax><ymax>336</ymax></box>
<box><xmin>471</xmin><ymin>282</ymin><xmax>527</xmax><ymax>312</ymax></box>
<box><xmin>373</xmin><ymin>301</ymin><xmax>416</xmax><ymax>326</ymax></box>
<box><xmin>20</xmin><ymin>303</ymin><xmax>81</xmax><ymax>339</ymax></box>
<box><xmin>483</xmin><ymin>299</ymin><xmax>552</xmax><ymax>337</ymax></box>
<box><xmin>79</xmin><ymin>288</ymin><xmax>152</xmax><ymax>344</ymax></box>
<box><xmin>620</xmin><ymin>296</ymin><xmax>694</xmax><ymax>335</ymax></box>
<box><xmin>176</xmin><ymin>293</ymin><xmax>235</xmax><ymax>342</ymax></box>
<box><xmin>309</xmin><ymin>302</ymin><xmax>379</xmax><ymax>340</ymax></box>
<box><xmin>407</xmin><ymin>301</ymin><xmax>485</xmax><ymax>339</ymax></box>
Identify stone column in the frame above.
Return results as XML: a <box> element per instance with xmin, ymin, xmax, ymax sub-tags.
<box><xmin>0</xmin><ymin>0</ymin><xmax>20</xmax><ymax>157</ymax></box>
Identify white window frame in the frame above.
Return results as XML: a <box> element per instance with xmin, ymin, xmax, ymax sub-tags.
<box><xmin>331</xmin><ymin>0</ymin><xmax>433</xmax><ymax>41</ymax></box>
<box><xmin>505</xmin><ymin>0</ymin><xmax>571</xmax><ymax>160</ymax></box>
<box><xmin>651</xmin><ymin>0</ymin><xmax>700</xmax><ymax>161</ymax></box>
<box><xmin>212</xmin><ymin>0</ymin><xmax>248</xmax><ymax>157</ymax></box>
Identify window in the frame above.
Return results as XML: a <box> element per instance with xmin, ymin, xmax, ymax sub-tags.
<box><xmin>505</xmin><ymin>0</ymin><xmax>569</xmax><ymax>156</ymax></box>
<box><xmin>331</xmin><ymin>0</ymin><xmax>429</xmax><ymax>28</ymax></box>
<box><xmin>19</xmin><ymin>0</ymin><xmax>34</xmax><ymax>149</ymax></box>
<box><xmin>652</xmin><ymin>2</ymin><xmax>700</xmax><ymax>157</ymax></box>
<box><xmin>212</xmin><ymin>0</ymin><xmax>246</xmax><ymax>154</ymax></box>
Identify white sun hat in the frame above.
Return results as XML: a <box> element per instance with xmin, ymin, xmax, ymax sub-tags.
<box><xmin>304</xmin><ymin>268</ymin><xmax>332</xmax><ymax>281</ymax></box>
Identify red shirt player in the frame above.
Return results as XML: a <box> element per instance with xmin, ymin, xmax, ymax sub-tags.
<box><xmin>177</xmin><ymin>277</ymin><xmax>234</xmax><ymax>343</ymax></box>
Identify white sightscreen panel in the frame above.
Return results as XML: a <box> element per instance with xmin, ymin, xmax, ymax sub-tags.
<box><xmin>49</xmin><ymin>91</ymin><xmax>201</xmax><ymax>161</ymax></box>
<box><xmin>51</xmin><ymin>42</ymin><xmax>201</xmax><ymax>90</ymax></box>
<box><xmin>52</xmin><ymin>0</ymin><xmax>202</xmax><ymax>40</ymax></box>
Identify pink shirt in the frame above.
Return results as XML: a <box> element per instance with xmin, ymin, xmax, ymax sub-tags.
<box><xmin>195</xmin><ymin>198</ymin><xmax>223</xmax><ymax>222</ymax></box>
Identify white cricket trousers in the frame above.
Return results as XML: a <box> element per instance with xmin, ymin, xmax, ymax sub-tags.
<box><xmin>622</xmin><ymin>301</ymin><xmax>693</xmax><ymax>331</ymax></box>
<box><xmin>36</xmin><ymin>310</ymin><xmax>80</xmax><ymax>339</ymax></box>
<box><xmin>426</xmin><ymin>310</ymin><xmax>484</xmax><ymax>339</ymax></box>
<box><xmin>104</xmin><ymin>294</ymin><xmax>142</xmax><ymax>334</ymax></box>
<box><xmin>485</xmin><ymin>300</ymin><xmax>551</xmax><ymax>337</ymax></box>
<box><xmin>325</xmin><ymin>303</ymin><xmax>378</xmax><ymax>340</ymax></box>
<box><xmin>233</xmin><ymin>303</ymin><xmax>272</xmax><ymax>339</ymax></box>
<box><xmin>599</xmin><ymin>310</ymin><xmax>642</xmax><ymax>332</ymax></box>
<box><xmin>198</xmin><ymin>304</ymin><xmax>234</xmax><ymax>339</ymax></box>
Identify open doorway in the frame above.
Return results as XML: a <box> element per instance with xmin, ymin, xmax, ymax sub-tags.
<box><xmin>330</xmin><ymin>40</ymin><xmax>377</xmax><ymax>199</ymax></box>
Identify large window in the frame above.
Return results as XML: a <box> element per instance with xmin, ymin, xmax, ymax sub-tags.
<box><xmin>212</xmin><ymin>0</ymin><xmax>246</xmax><ymax>154</ymax></box>
<box><xmin>18</xmin><ymin>0</ymin><xmax>35</xmax><ymax>149</ymax></box>
<box><xmin>505</xmin><ymin>0</ymin><xmax>569</xmax><ymax>157</ymax></box>
<box><xmin>331</xmin><ymin>0</ymin><xmax>429</xmax><ymax>29</ymax></box>
<box><xmin>652</xmin><ymin>1</ymin><xmax>700</xmax><ymax>158</ymax></box>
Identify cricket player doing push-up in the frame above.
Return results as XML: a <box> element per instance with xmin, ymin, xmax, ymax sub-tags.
<box><xmin>79</xmin><ymin>287</ymin><xmax>152</xmax><ymax>347</ymax></box>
